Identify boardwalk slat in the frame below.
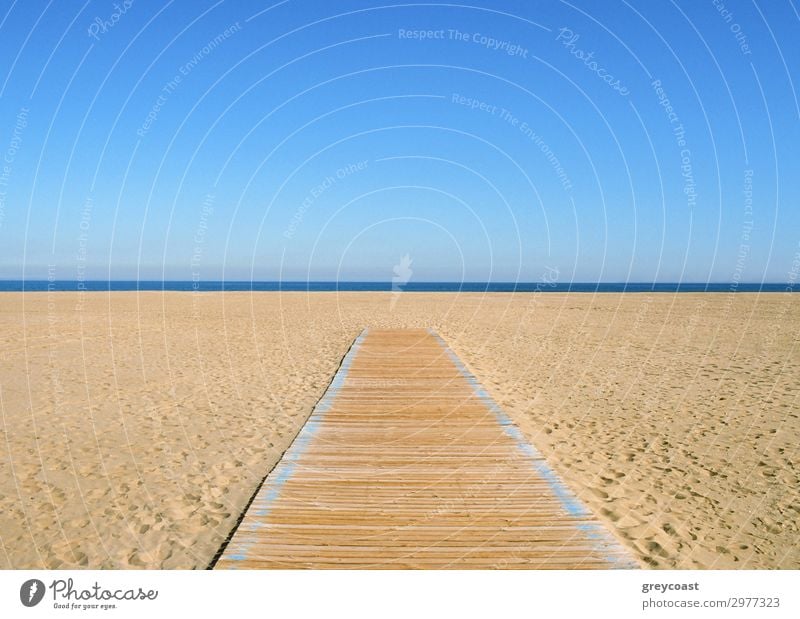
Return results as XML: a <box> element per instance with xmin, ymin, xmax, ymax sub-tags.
<box><xmin>215</xmin><ymin>328</ymin><xmax>638</xmax><ymax>569</ymax></box>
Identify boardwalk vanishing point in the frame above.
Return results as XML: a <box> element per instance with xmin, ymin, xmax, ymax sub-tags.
<box><xmin>215</xmin><ymin>328</ymin><xmax>639</xmax><ymax>569</ymax></box>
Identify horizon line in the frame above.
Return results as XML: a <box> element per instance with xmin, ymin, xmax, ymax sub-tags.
<box><xmin>0</xmin><ymin>279</ymin><xmax>794</xmax><ymax>286</ymax></box>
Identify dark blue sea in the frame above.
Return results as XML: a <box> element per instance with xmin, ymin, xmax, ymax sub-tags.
<box><xmin>0</xmin><ymin>281</ymin><xmax>792</xmax><ymax>292</ymax></box>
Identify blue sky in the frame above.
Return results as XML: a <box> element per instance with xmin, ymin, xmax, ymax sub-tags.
<box><xmin>0</xmin><ymin>0</ymin><xmax>798</xmax><ymax>282</ymax></box>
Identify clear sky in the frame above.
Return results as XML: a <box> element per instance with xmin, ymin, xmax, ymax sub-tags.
<box><xmin>0</xmin><ymin>0</ymin><xmax>798</xmax><ymax>283</ymax></box>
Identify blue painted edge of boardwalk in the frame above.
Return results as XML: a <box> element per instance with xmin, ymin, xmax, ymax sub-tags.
<box><xmin>222</xmin><ymin>328</ymin><xmax>370</xmax><ymax>564</ymax></box>
<box><xmin>426</xmin><ymin>329</ymin><xmax>640</xmax><ymax>569</ymax></box>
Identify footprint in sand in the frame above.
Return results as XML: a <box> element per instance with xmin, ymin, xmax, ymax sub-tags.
<box><xmin>599</xmin><ymin>508</ymin><xmax>620</xmax><ymax>522</ymax></box>
<box><xmin>646</xmin><ymin>540</ymin><xmax>671</xmax><ymax>559</ymax></box>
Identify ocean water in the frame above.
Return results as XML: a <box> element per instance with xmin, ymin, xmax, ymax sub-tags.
<box><xmin>0</xmin><ymin>281</ymin><xmax>793</xmax><ymax>293</ymax></box>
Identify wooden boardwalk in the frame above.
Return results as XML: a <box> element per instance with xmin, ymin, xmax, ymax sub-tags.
<box><xmin>215</xmin><ymin>329</ymin><xmax>638</xmax><ymax>569</ymax></box>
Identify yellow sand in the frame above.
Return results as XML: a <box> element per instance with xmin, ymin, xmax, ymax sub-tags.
<box><xmin>0</xmin><ymin>292</ymin><xmax>797</xmax><ymax>569</ymax></box>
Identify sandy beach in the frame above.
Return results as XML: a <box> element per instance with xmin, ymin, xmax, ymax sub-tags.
<box><xmin>0</xmin><ymin>291</ymin><xmax>797</xmax><ymax>569</ymax></box>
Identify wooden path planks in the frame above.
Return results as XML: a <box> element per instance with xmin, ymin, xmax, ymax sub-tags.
<box><xmin>215</xmin><ymin>328</ymin><xmax>638</xmax><ymax>569</ymax></box>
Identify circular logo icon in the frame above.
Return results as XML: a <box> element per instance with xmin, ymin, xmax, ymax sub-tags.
<box><xmin>20</xmin><ymin>579</ymin><xmax>45</xmax><ymax>607</ymax></box>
